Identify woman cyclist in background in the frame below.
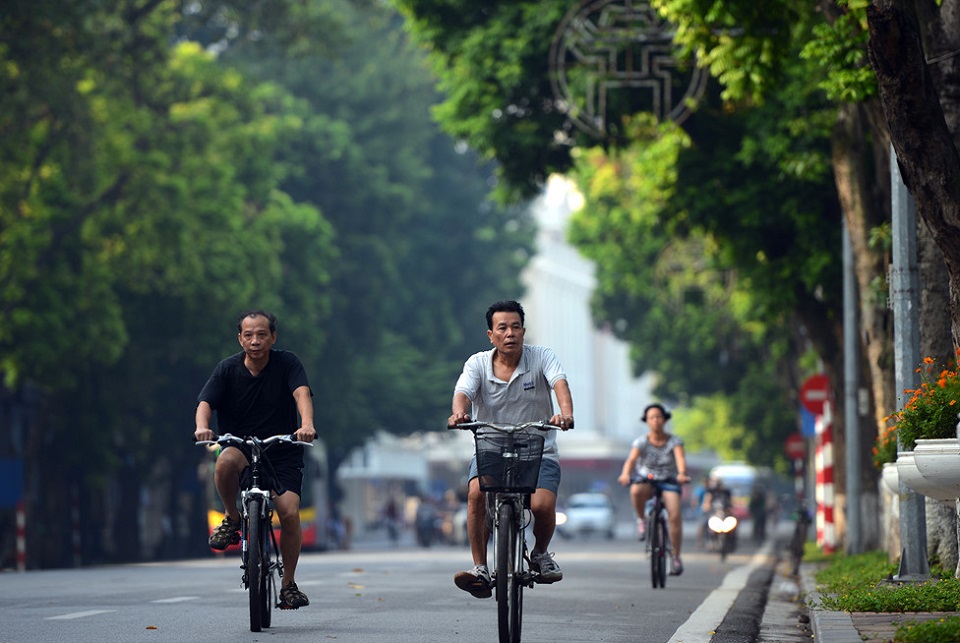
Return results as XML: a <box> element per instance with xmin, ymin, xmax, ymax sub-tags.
<box><xmin>617</xmin><ymin>403</ymin><xmax>690</xmax><ymax>575</ymax></box>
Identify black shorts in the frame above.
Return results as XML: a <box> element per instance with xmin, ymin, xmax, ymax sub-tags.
<box><xmin>224</xmin><ymin>443</ymin><xmax>304</xmax><ymax>497</ymax></box>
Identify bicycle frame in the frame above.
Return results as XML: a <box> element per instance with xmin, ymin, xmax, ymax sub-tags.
<box><xmin>632</xmin><ymin>475</ymin><xmax>679</xmax><ymax>589</ymax></box>
<box><xmin>197</xmin><ymin>433</ymin><xmax>311</xmax><ymax>632</ymax></box>
<box><xmin>645</xmin><ymin>485</ymin><xmax>671</xmax><ymax>589</ymax></box>
<box><xmin>451</xmin><ymin>420</ymin><xmax>560</xmax><ymax>643</ymax></box>
<box><xmin>789</xmin><ymin>498</ymin><xmax>812</xmax><ymax>575</ymax></box>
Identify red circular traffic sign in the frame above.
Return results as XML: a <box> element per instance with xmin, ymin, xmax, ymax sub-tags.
<box><xmin>800</xmin><ymin>373</ymin><xmax>830</xmax><ymax>415</ymax></box>
<box><xmin>785</xmin><ymin>432</ymin><xmax>805</xmax><ymax>460</ymax></box>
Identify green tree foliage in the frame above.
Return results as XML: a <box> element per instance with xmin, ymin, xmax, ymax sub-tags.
<box><xmin>220</xmin><ymin>2</ymin><xmax>534</xmax><ymax>457</ymax></box>
<box><xmin>394</xmin><ymin>0</ymin><xmax>584</xmax><ymax>200</ymax></box>
<box><xmin>2</xmin><ymin>0</ymin><xmax>532</xmax><ymax>565</ymax></box>
<box><xmin>567</xmin><ymin>111</ymin><xmax>830</xmax><ymax>469</ymax></box>
<box><xmin>394</xmin><ymin>0</ymin><xmax>845</xmax><ymax>468</ymax></box>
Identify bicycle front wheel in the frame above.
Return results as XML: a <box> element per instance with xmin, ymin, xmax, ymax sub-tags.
<box><xmin>260</xmin><ymin>519</ymin><xmax>274</xmax><ymax>628</ymax></box>
<box><xmin>790</xmin><ymin>521</ymin><xmax>806</xmax><ymax>575</ymax></box>
<box><xmin>248</xmin><ymin>499</ymin><xmax>264</xmax><ymax>632</ymax></box>
<box><xmin>650</xmin><ymin>514</ymin><xmax>668</xmax><ymax>589</ymax></box>
<box><xmin>510</xmin><ymin>517</ymin><xmax>524</xmax><ymax>643</ymax></box>
<box><xmin>496</xmin><ymin>502</ymin><xmax>516</xmax><ymax>643</ymax></box>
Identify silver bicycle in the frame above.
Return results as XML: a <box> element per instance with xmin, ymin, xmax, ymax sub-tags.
<box><xmin>197</xmin><ymin>433</ymin><xmax>311</xmax><ymax>632</ymax></box>
<box><xmin>451</xmin><ymin>420</ymin><xmax>561</xmax><ymax>643</ymax></box>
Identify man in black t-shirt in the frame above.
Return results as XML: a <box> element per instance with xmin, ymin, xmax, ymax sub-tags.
<box><xmin>194</xmin><ymin>310</ymin><xmax>316</xmax><ymax>610</ymax></box>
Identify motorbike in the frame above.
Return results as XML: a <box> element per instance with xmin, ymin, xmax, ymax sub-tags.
<box><xmin>705</xmin><ymin>499</ymin><xmax>738</xmax><ymax>561</ymax></box>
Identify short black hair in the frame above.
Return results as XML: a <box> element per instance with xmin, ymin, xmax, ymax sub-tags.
<box><xmin>237</xmin><ymin>310</ymin><xmax>278</xmax><ymax>333</ymax></box>
<box><xmin>485</xmin><ymin>300</ymin><xmax>525</xmax><ymax>330</ymax></box>
<box><xmin>642</xmin><ymin>403</ymin><xmax>672</xmax><ymax>422</ymax></box>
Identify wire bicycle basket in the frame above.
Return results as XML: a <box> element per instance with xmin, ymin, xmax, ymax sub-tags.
<box><xmin>474</xmin><ymin>430</ymin><xmax>545</xmax><ymax>493</ymax></box>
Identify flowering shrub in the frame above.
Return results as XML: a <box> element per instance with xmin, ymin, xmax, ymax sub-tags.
<box><xmin>872</xmin><ymin>423</ymin><xmax>898</xmax><ymax>471</ymax></box>
<box><xmin>881</xmin><ymin>351</ymin><xmax>960</xmax><ymax>458</ymax></box>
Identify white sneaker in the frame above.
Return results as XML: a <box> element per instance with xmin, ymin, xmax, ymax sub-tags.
<box><xmin>636</xmin><ymin>518</ymin><xmax>646</xmax><ymax>541</ymax></box>
<box><xmin>454</xmin><ymin>565</ymin><xmax>492</xmax><ymax>598</ymax></box>
<box><xmin>670</xmin><ymin>556</ymin><xmax>684</xmax><ymax>576</ymax></box>
<box><xmin>531</xmin><ymin>551</ymin><xmax>563</xmax><ymax>583</ymax></box>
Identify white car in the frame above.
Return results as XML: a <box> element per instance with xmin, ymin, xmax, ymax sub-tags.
<box><xmin>556</xmin><ymin>492</ymin><xmax>616</xmax><ymax>539</ymax></box>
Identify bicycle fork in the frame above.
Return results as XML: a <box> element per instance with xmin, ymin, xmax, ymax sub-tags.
<box><xmin>490</xmin><ymin>496</ymin><xmax>535</xmax><ymax>588</ymax></box>
<box><xmin>240</xmin><ymin>486</ymin><xmax>272</xmax><ymax>588</ymax></box>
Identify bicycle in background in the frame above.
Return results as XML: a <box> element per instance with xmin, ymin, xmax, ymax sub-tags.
<box><xmin>451</xmin><ymin>420</ymin><xmax>562</xmax><ymax>643</ymax></box>
<box><xmin>789</xmin><ymin>496</ymin><xmax>812</xmax><ymax>575</ymax></box>
<box><xmin>640</xmin><ymin>475</ymin><xmax>677</xmax><ymax>589</ymax></box>
<box><xmin>196</xmin><ymin>433</ymin><xmax>312</xmax><ymax>632</ymax></box>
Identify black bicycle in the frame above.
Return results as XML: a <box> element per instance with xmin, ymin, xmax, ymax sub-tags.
<box><xmin>638</xmin><ymin>475</ymin><xmax>676</xmax><ymax>589</ymax></box>
<box><xmin>197</xmin><ymin>433</ymin><xmax>311</xmax><ymax>632</ymax></box>
<box><xmin>451</xmin><ymin>420</ymin><xmax>562</xmax><ymax>643</ymax></box>
<box><xmin>789</xmin><ymin>497</ymin><xmax>812</xmax><ymax>575</ymax></box>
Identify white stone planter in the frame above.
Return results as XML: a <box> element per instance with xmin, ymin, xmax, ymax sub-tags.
<box><xmin>897</xmin><ymin>450</ymin><xmax>960</xmax><ymax>502</ymax></box>
<box><xmin>913</xmin><ymin>437</ymin><xmax>960</xmax><ymax>500</ymax></box>
<box><xmin>881</xmin><ymin>461</ymin><xmax>900</xmax><ymax>495</ymax></box>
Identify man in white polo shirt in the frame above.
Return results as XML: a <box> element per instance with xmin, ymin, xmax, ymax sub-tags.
<box><xmin>447</xmin><ymin>300</ymin><xmax>575</xmax><ymax>598</ymax></box>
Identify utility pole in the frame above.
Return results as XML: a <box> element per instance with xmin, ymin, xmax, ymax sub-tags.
<box><xmin>890</xmin><ymin>144</ymin><xmax>929</xmax><ymax>581</ymax></box>
<box><xmin>843</xmin><ymin>220</ymin><xmax>862</xmax><ymax>554</ymax></box>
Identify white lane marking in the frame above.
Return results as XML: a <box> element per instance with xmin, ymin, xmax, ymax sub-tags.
<box><xmin>152</xmin><ymin>596</ymin><xmax>199</xmax><ymax>603</ymax></box>
<box><xmin>669</xmin><ymin>540</ymin><xmax>774</xmax><ymax>643</ymax></box>
<box><xmin>46</xmin><ymin>610</ymin><xmax>115</xmax><ymax>620</ymax></box>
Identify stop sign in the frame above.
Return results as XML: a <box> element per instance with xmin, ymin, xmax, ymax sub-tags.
<box><xmin>800</xmin><ymin>373</ymin><xmax>830</xmax><ymax>415</ymax></box>
<box><xmin>785</xmin><ymin>432</ymin><xmax>805</xmax><ymax>460</ymax></box>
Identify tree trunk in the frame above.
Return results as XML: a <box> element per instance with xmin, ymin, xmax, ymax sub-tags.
<box><xmin>830</xmin><ymin>96</ymin><xmax>898</xmax><ymax>550</ymax></box>
<box><xmin>869</xmin><ymin>0</ymin><xmax>960</xmax><ymax>574</ymax></box>
<box><xmin>867</xmin><ymin>2</ymin><xmax>960</xmax><ymax>347</ymax></box>
<box><xmin>831</xmin><ymin>100</ymin><xmax>894</xmax><ymax>438</ymax></box>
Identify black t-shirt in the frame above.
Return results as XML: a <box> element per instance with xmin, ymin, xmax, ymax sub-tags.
<box><xmin>198</xmin><ymin>349</ymin><xmax>311</xmax><ymax>440</ymax></box>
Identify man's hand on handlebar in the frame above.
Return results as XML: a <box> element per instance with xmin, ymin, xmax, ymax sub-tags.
<box><xmin>550</xmin><ymin>414</ymin><xmax>574</xmax><ymax>430</ymax></box>
<box><xmin>194</xmin><ymin>427</ymin><xmax>215</xmax><ymax>442</ymax></box>
<box><xmin>447</xmin><ymin>411</ymin><xmax>471</xmax><ymax>428</ymax></box>
<box><xmin>294</xmin><ymin>425</ymin><xmax>317</xmax><ymax>442</ymax></box>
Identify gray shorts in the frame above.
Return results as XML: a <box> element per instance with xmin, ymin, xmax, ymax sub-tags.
<box><xmin>468</xmin><ymin>456</ymin><xmax>561</xmax><ymax>494</ymax></box>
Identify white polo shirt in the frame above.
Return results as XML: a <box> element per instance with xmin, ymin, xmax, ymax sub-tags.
<box><xmin>454</xmin><ymin>344</ymin><xmax>567</xmax><ymax>459</ymax></box>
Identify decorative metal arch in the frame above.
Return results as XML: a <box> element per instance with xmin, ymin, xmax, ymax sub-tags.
<box><xmin>548</xmin><ymin>0</ymin><xmax>709</xmax><ymax>138</ymax></box>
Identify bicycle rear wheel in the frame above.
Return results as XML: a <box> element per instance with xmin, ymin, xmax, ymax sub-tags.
<box><xmin>650</xmin><ymin>513</ymin><xmax>668</xmax><ymax>588</ymax></box>
<box><xmin>248</xmin><ymin>499</ymin><xmax>264</xmax><ymax>632</ymax></box>
<box><xmin>496</xmin><ymin>502</ymin><xmax>516</xmax><ymax>643</ymax></box>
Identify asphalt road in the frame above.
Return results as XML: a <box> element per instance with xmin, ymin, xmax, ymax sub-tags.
<box><xmin>0</xmin><ymin>520</ymin><xmax>776</xmax><ymax>643</ymax></box>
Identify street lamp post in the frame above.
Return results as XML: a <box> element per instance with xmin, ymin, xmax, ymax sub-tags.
<box><xmin>890</xmin><ymin>144</ymin><xmax>930</xmax><ymax>581</ymax></box>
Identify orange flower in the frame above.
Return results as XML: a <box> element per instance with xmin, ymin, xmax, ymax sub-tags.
<box><xmin>885</xmin><ymin>354</ymin><xmax>960</xmax><ymax>459</ymax></box>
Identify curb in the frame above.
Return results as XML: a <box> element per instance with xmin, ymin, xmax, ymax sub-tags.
<box><xmin>800</xmin><ymin>564</ymin><xmax>863</xmax><ymax>643</ymax></box>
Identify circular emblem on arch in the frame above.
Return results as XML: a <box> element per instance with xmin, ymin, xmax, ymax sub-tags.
<box><xmin>549</xmin><ymin>0</ymin><xmax>708</xmax><ymax>137</ymax></box>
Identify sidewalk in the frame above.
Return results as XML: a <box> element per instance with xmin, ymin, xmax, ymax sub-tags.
<box><xmin>761</xmin><ymin>547</ymin><xmax>954</xmax><ymax>643</ymax></box>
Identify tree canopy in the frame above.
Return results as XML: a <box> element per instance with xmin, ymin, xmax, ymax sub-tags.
<box><xmin>0</xmin><ymin>0</ymin><xmax>534</xmax><ymax>566</ymax></box>
<box><xmin>394</xmin><ymin>0</ymin><xmax>851</xmax><ymax>473</ymax></box>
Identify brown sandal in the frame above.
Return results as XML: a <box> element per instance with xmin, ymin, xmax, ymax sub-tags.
<box><xmin>208</xmin><ymin>515</ymin><xmax>241</xmax><ymax>550</ymax></box>
<box><xmin>278</xmin><ymin>582</ymin><xmax>309</xmax><ymax>609</ymax></box>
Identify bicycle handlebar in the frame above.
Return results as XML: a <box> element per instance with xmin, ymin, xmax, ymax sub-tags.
<box><xmin>195</xmin><ymin>433</ymin><xmax>314</xmax><ymax>448</ymax></box>
<box><xmin>449</xmin><ymin>420</ymin><xmax>564</xmax><ymax>433</ymax></box>
<box><xmin>637</xmin><ymin>473</ymin><xmax>682</xmax><ymax>485</ymax></box>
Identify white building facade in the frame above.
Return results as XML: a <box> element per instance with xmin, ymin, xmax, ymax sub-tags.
<box><xmin>522</xmin><ymin>175</ymin><xmax>655</xmax><ymax>443</ymax></box>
